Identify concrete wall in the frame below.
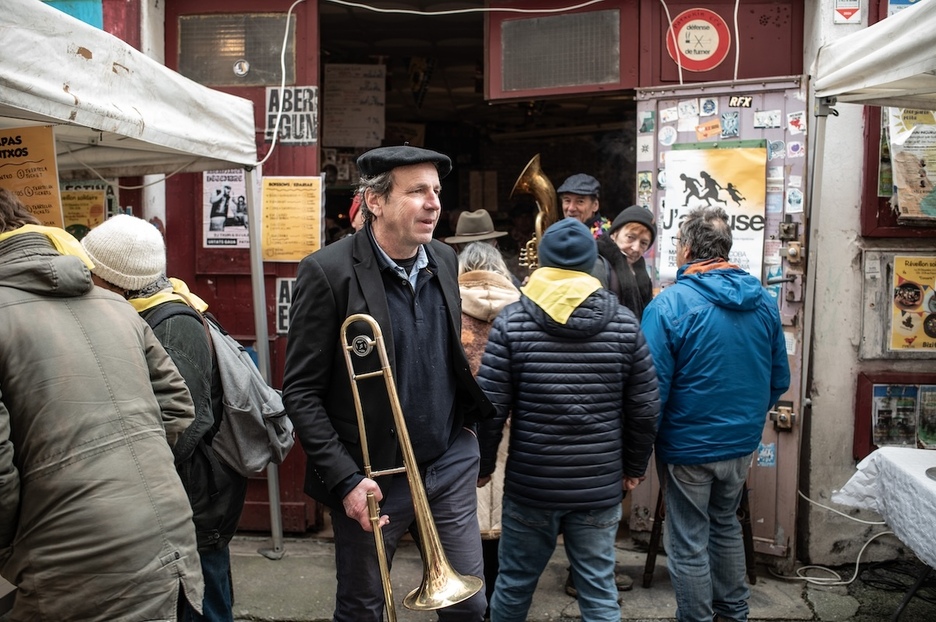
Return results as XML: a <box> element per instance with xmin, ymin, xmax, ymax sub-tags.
<box><xmin>799</xmin><ymin>0</ymin><xmax>908</xmax><ymax>565</ymax></box>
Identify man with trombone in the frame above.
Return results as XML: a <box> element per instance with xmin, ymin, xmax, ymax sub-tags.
<box><xmin>284</xmin><ymin>145</ymin><xmax>494</xmax><ymax>622</ymax></box>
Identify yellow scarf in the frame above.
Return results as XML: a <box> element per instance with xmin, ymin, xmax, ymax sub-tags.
<box><xmin>521</xmin><ymin>267</ymin><xmax>601</xmax><ymax>324</ymax></box>
<box><xmin>129</xmin><ymin>277</ymin><xmax>210</xmax><ymax>313</ymax></box>
<box><xmin>0</xmin><ymin>224</ymin><xmax>94</xmax><ymax>269</ymax></box>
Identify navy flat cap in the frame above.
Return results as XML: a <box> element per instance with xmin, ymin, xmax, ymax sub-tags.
<box><xmin>356</xmin><ymin>145</ymin><xmax>452</xmax><ymax>178</ymax></box>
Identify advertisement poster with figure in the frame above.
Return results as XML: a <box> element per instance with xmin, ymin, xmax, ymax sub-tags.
<box><xmin>890</xmin><ymin>255</ymin><xmax>936</xmax><ymax>351</ymax></box>
<box><xmin>203</xmin><ymin>169</ymin><xmax>249</xmax><ymax>249</ymax></box>
<box><xmin>918</xmin><ymin>385</ymin><xmax>936</xmax><ymax>449</ymax></box>
<box><xmin>872</xmin><ymin>383</ymin><xmax>918</xmax><ymax>447</ymax></box>
<box><xmin>661</xmin><ymin>142</ymin><xmax>767</xmax><ymax>283</ymax></box>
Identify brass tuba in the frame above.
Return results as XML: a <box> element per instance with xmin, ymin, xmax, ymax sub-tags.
<box><xmin>340</xmin><ymin>313</ymin><xmax>483</xmax><ymax>622</ymax></box>
<box><xmin>511</xmin><ymin>154</ymin><xmax>559</xmax><ymax>270</ymax></box>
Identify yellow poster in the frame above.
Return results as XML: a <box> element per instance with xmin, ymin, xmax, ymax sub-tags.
<box><xmin>890</xmin><ymin>255</ymin><xmax>936</xmax><ymax>351</ymax></box>
<box><xmin>662</xmin><ymin>143</ymin><xmax>768</xmax><ymax>283</ymax></box>
<box><xmin>261</xmin><ymin>176</ymin><xmax>321</xmax><ymax>262</ymax></box>
<box><xmin>0</xmin><ymin>125</ymin><xmax>63</xmax><ymax>227</ymax></box>
<box><xmin>61</xmin><ymin>189</ymin><xmax>106</xmax><ymax>240</ymax></box>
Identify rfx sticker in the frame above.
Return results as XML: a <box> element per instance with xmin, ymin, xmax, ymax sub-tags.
<box><xmin>728</xmin><ymin>96</ymin><xmax>753</xmax><ymax>108</ymax></box>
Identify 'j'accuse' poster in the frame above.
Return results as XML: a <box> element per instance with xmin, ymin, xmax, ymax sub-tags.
<box><xmin>661</xmin><ymin>142</ymin><xmax>767</xmax><ymax>283</ymax></box>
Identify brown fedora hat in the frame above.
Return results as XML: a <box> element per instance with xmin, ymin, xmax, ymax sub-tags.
<box><xmin>444</xmin><ymin>209</ymin><xmax>508</xmax><ymax>244</ymax></box>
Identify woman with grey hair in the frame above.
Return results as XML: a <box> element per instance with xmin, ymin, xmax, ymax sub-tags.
<box><xmin>457</xmin><ymin>241</ymin><xmax>520</xmax><ymax>619</ymax></box>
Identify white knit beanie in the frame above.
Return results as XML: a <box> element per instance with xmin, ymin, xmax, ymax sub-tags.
<box><xmin>81</xmin><ymin>214</ymin><xmax>166</xmax><ymax>291</ymax></box>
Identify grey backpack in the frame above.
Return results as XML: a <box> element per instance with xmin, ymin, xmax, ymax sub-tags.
<box><xmin>145</xmin><ymin>303</ymin><xmax>295</xmax><ymax>477</ymax></box>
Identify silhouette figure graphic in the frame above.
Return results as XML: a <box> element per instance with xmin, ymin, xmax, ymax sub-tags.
<box><xmin>680</xmin><ymin>173</ymin><xmax>702</xmax><ymax>206</ymax></box>
<box><xmin>700</xmin><ymin>171</ymin><xmax>728</xmax><ymax>206</ymax></box>
<box><xmin>725</xmin><ymin>183</ymin><xmax>746</xmax><ymax>207</ymax></box>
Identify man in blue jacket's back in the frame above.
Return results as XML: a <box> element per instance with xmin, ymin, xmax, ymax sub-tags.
<box><xmin>642</xmin><ymin>206</ymin><xmax>790</xmax><ymax>622</ymax></box>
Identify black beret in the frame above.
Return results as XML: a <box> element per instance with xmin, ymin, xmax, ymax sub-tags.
<box><xmin>356</xmin><ymin>145</ymin><xmax>452</xmax><ymax>179</ymax></box>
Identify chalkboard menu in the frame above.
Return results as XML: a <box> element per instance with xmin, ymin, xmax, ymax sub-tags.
<box><xmin>322</xmin><ymin>64</ymin><xmax>385</xmax><ymax>148</ymax></box>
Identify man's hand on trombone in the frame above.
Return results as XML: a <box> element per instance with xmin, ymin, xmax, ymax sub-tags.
<box><xmin>343</xmin><ymin>477</ymin><xmax>391</xmax><ymax>532</ymax></box>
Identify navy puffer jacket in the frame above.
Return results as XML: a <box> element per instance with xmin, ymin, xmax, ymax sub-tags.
<box><xmin>476</xmin><ymin>285</ymin><xmax>659</xmax><ymax>511</ymax></box>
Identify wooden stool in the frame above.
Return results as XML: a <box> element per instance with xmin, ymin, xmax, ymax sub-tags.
<box><xmin>642</xmin><ymin>485</ymin><xmax>757</xmax><ymax>588</ymax></box>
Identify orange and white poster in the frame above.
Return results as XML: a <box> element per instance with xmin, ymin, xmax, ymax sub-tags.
<box><xmin>890</xmin><ymin>255</ymin><xmax>936</xmax><ymax>351</ymax></box>
<box><xmin>0</xmin><ymin>125</ymin><xmax>63</xmax><ymax>227</ymax></box>
<box><xmin>661</xmin><ymin>142</ymin><xmax>768</xmax><ymax>282</ymax></box>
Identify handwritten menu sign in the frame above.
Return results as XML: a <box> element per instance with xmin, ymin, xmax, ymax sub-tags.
<box><xmin>261</xmin><ymin>176</ymin><xmax>322</xmax><ymax>262</ymax></box>
<box><xmin>322</xmin><ymin>64</ymin><xmax>385</xmax><ymax>148</ymax></box>
<box><xmin>0</xmin><ymin>125</ymin><xmax>63</xmax><ymax>227</ymax></box>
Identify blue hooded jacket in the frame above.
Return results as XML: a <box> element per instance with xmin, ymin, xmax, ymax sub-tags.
<box><xmin>641</xmin><ymin>260</ymin><xmax>790</xmax><ymax>465</ymax></box>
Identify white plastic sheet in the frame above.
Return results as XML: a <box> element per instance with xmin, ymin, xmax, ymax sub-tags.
<box><xmin>833</xmin><ymin>447</ymin><xmax>936</xmax><ymax>568</ymax></box>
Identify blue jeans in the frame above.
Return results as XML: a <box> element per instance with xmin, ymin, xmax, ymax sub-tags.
<box><xmin>331</xmin><ymin>428</ymin><xmax>486</xmax><ymax>622</ymax></box>
<box><xmin>490</xmin><ymin>496</ymin><xmax>621</xmax><ymax>622</ymax></box>
<box><xmin>181</xmin><ymin>545</ymin><xmax>234</xmax><ymax>622</ymax></box>
<box><xmin>660</xmin><ymin>454</ymin><xmax>753</xmax><ymax>622</ymax></box>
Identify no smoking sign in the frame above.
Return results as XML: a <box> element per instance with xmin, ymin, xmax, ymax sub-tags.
<box><xmin>665</xmin><ymin>8</ymin><xmax>731</xmax><ymax>72</ymax></box>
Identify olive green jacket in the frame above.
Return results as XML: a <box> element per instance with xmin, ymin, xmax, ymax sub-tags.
<box><xmin>0</xmin><ymin>232</ymin><xmax>203</xmax><ymax>621</ymax></box>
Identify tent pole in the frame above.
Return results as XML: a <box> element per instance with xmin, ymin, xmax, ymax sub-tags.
<box><xmin>244</xmin><ymin>166</ymin><xmax>286</xmax><ymax>560</ymax></box>
<box><xmin>800</xmin><ymin>95</ymin><xmax>836</xmax><ymax>490</ymax></box>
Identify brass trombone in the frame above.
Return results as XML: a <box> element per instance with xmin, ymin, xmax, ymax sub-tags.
<box><xmin>340</xmin><ymin>313</ymin><xmax>483</xmax><ymax>621</ymax></box>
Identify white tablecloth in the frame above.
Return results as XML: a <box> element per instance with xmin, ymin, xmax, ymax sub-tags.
<box><xmin>832</xmin><ymin>447</ymin><xmax>936</xmax><ymax>568</ymax></box>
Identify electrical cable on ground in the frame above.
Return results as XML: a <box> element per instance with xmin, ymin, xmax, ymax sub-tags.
<box><xmin>768</xmin><ymin>490</ymin><xmax>893</xmax><ymax>586</ymax></box>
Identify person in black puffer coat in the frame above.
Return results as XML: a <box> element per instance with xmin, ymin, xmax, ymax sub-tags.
<box><xmin>476</xmin><ymin>219</ymin><xmax>659</xmax><ymax>622</ymax></box>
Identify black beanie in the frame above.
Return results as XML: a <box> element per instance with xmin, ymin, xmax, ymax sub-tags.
<box><xmin>608</xmin><ymin>205</ymin><xmax>656</xmax><ymax>246</ymax></box>
<box><xmin>538</xmin><ymin>219</ymin><xmax>598</xmax><ymax>273</ymax></box>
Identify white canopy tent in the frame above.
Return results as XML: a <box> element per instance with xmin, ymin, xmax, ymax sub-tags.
<box><xmin>0</xmin><ymin>0</ymin><xmax>286</xmax><ymax>558</ymax></box>
<box><xmin>813</xmin><ymin>0</ymin><xmax>936</xmax><ymax>109</ymax></box>
<box><xmin>0</xmin><ymin>0</ymin><xmax>258</xmax><ymax>177</ymax></box>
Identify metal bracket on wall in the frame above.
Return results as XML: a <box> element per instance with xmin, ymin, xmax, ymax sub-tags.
<box><xmin>779</xmin><ymin>241</ymin><xmax>804</xmax><ymax>265</ymax></box>
<box><xmin>768</xmin><ymin>401</ymin><xmax>796</xmax><ymax>432</ymax></box>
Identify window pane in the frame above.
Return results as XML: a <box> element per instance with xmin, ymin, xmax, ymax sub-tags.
<box><xmin>179</xmin><ymin>14</ymin><xmax>295</xmax><ymax>87</ymax></box>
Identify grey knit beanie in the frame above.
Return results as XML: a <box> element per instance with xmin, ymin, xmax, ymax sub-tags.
<box><xmin>81</xmin><ymin>214</ymin><xmax>166</xmax><ymax>290</ymax></box>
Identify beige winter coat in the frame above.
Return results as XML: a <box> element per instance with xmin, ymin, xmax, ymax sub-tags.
<box><xmin>0</xmin><ymin>232</ymin><xmax>203</xmax><ymax>621</ymax></box>
<box><xmin>459</xmin><ymin>269</ymin><xmax>519</xmax><ymax>539</ymax></box>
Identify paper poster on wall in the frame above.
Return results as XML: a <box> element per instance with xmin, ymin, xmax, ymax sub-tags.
<box><xmin>59</xmin><ymin>189</ymin><xmax>105</xmax><ymax>240</ymax></box>
<box><xmin>0</xmin><ymin>125</ymin><xmax>63</xmax><ymax>227</ymax></box>
<box><xmin>661</xmin><ymin>142</ymin><xmax>767</xmax><ymax>283</ymax></box>
<box><xmin>275</xmin><ymin>277</ymin><xmax>297</xmax><ymax>335</ymax></box>
<box><xmin>203</xmin><ymin>169</ymin><xmax>249</xmax><ymax>249</ymax></box>
<box><xmin>322</xmin><ymin>64</ymin><xmax>385</xmax><ymax>148</ymax></box>
<box><xmin>886</xmin><ymin>108</ymin><xmax>936</xmax><ymax>225</ymax></box>
<box><xmin>872</xmin><ymin>383</ymin><xmax>918</xmax><ymax>447</ymax></box>
<box><xmin>919</xmin><ymin>385</ymin><xmax>936</xmax><ymax>449</ymax></box>
<box><xmin>61</xmin><ymin>179</ymin><xmax>120</xmax><ymax>219</ymax></box>
<box><xmin>261</xmin><ymin>176</ymin><xmax>321</xmax><ymax>262</ymax></box>
<box><xmin>890</xmin><ymin>255</ymin><xmax>936</xmax><ymax>351</ymax></box>
<box><xmin>265</xmin><ymin>86</ymin><xmax>318</xmax><ymax>145</ymax></box>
